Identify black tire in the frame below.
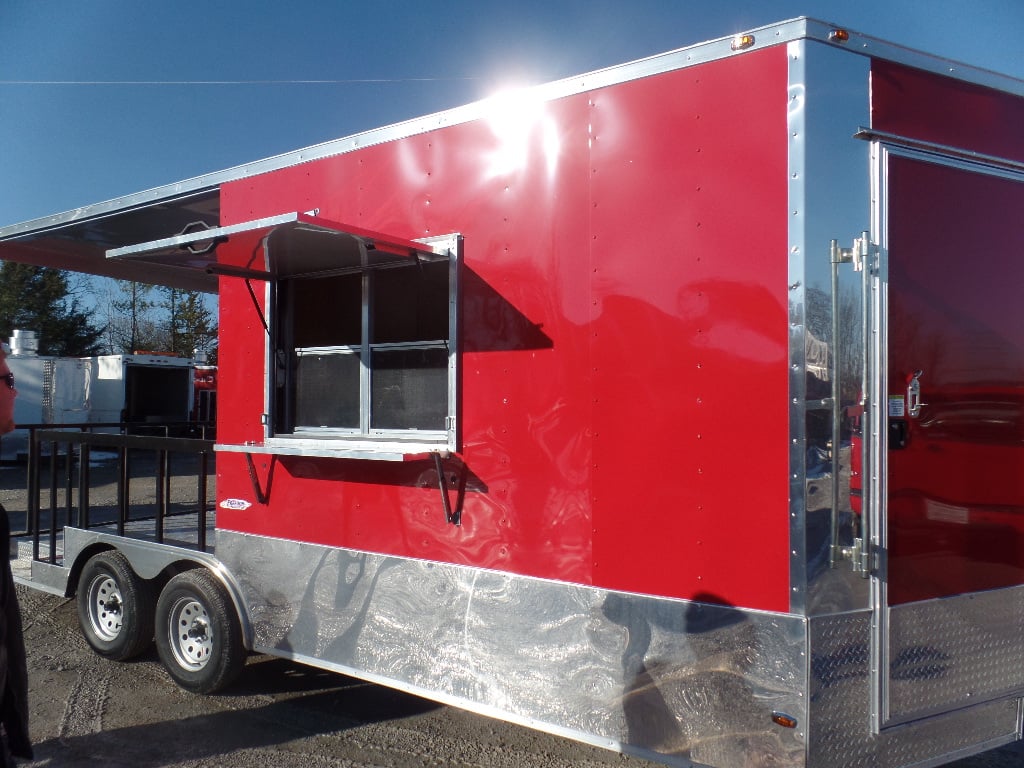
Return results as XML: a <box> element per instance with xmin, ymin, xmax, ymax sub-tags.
<box><xmin>76</xmin><ymin>550</ymin><xmax>156</xmax><ymax>661</ymax></box>
<box><xmin>155</xmin><ymin>569</ymin><xmax>245</xmax><ymax>694</ymax></box>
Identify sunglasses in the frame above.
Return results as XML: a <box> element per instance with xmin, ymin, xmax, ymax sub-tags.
<box><xmin>0</xmin><ymin>373</ymin><xmax>13</xmax><ymax>390</ymax></box>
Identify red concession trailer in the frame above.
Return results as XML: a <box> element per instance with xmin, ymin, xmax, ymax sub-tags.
<box><xmin>2</xmin><ymin>17</ymin><xmax>1024</xmax><ymax>768</ymax></box>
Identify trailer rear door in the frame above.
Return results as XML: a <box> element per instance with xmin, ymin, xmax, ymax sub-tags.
<box><xmin>874</xmin><ymin>145</ymin><xmax>1024</xmax><ymax>727</ymax></box>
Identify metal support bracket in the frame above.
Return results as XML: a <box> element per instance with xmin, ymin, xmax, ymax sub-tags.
<box><xmin>245</xmin><ymin>453</ymin><xmax>270</xmax><ymax>505</ymax></box>
<box><xmin>432</xmin><ymin>453</ymin><xmax>461</xmax><ymax>526</ymax></box>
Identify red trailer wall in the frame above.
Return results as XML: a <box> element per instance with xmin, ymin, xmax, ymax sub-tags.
<box><xmin>873</xmin><ymin>62</ymin><xmax>1024</xmax><ymax>604</ymax></box>
<box><xmin>871</xmin><ymin>60</ymin><xmax>1024</xmax><ymax>164</ymax></box>
<box><xmin>215</xmin><ymin>47</ymin><xmax>792</xmax><ymax>611</ymax></box>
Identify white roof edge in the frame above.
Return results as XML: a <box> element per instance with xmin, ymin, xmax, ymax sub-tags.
<box><xmin>2</xmin><ymin>16</ymin><xmax>1021</xmax><ymax>242</ymax></box>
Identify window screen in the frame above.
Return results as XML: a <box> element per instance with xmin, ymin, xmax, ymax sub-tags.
<box><xmin>294</xmin><ymin>350</ymin><xmax>360</xmax><ymax>429</ymax></box>
<box><xmin>274</xmin><ymin>238</ymin><xmax>455</xmax><ymax>443</ymax></box>
<box><xmin>371</xmin><ymin>347</ymin><xmax>448</xmax><ymax>430</ymax></box>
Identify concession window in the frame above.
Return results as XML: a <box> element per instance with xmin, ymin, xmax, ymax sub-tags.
<box><xmin>108</xmin><ymin>212</ymin><xmax>461</xmax><ymax>462</ymax></box>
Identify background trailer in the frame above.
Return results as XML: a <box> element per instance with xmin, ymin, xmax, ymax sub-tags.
<box><xmin>2</xmin><ymin>330</ymin><xmax>91</xmax><ymax>461</ymax></box>
<box><xmin>0</xmin><ymin>344</ymin><xmax>197</xmax><ymax>460</ymax></box>
<box><xmin>89</xmin><ymin>353</ymin><xmax>195</xmax><ymax>426</ymax></box>
<box><xmin>1</xmin><ymin>18</ymin><xmax>1024</xmax><ymax>768</ymax></box>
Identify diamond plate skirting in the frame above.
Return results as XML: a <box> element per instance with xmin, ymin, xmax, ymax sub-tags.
<box><xmin>886</xmin><ymin>585</ymin><xmax>1024</xmax><ymax>723</ymax></box>
<box><xmin>809</xmin><ymin>610</ymin><xmax>1021</xmax><ymax>768</ymax></box>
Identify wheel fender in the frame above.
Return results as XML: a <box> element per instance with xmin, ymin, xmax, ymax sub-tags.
<box><xmin>64</xmin><ymin>528</ymin><xmax>255</xmax><ymax>650</ymax></box>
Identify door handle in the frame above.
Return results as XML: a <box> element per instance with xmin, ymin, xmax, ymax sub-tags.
<box><xmin>906</xmin><ymin>370</ymin><xmax>926</xmax><ymax>418</ymax></box>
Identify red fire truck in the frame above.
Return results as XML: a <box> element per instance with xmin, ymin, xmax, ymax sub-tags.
<box><xmin>2</xmin><ymin>17</ymin><xmax>1023</xmax><ymax>768</ymax></box>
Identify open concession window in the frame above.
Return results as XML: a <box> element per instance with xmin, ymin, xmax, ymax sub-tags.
<box><xmin>108</xmin><ymin>212</ymin><xmax>460</xmax><ymax>460</ymax></box>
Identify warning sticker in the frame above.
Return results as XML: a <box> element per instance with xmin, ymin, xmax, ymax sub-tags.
<box><xmin>888</xmin><ymin>396</ymin><xmax>905</xmax><ymax>418</ymax></box>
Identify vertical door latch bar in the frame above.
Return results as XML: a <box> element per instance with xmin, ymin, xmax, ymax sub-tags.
<box><xmin>829</xmin><ymin>231</ymin><xmax>873</xmax><ymax>577</ymax></box>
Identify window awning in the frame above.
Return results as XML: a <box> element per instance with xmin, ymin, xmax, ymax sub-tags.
<box><xmin>0</xmin><ymin>188</ymin><xmax>221</xmax><ymax>293</ymax></box>
<box><xmin>107</xmin><ymin>211</ymin><xmax>450</xmax><ymax>280</ymax></box>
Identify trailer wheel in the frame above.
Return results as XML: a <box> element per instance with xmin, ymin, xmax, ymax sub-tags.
<box><xmin>155</xmin><ymin>569</ymin><xmax>244</xmax><ymax>694</ymax></box>
<box><xmin>76</xmin><ymin>550</ymin><xmax>155</xmax><ymax>661</ymax></box>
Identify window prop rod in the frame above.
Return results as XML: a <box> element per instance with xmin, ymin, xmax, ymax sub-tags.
<box><xmin>234</xmin><ymin>237</ymin><xmax>287</xmax><ymax>368</ymax></box>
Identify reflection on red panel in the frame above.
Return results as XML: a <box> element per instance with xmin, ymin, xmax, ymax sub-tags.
<box><xmin>215</xmin><ymin>47</ymin><xmax>791</xmax><ymax>611</ymax></box>
<box><xmin>886</xmin><ymin>155</ymin><xmax>1024</xmax><ymax>605</ymax></box>
<box><xmin>872</xmin><ymin>60</ymin><xmax>1024</xmax><ymax>164</ymax></box>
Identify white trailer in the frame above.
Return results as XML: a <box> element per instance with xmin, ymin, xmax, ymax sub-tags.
<box><xmin>2</xmin><ymin>341</ymin><xmax>91</xmax><ymax>462</ymax></box>
<box><xmin>88</xmin><ymin>354</ymin><xmax>195</xmax><ymax>426</ymax></box>
<box><xmin>0</xmin><ymin>336</ymin><xmax>197</xmax><ymax>460</ymax></box>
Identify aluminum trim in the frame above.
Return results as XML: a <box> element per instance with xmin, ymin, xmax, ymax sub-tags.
<box><xmin>215</xmin><ymin>441</ymin><xmax>449</xmax><ymax>461</ymax></box>
<box><xmin>0</xmin><ymin>186</ymin><xmax>220</xmax><ymax>242</ymax></box>
<box><xmin>263</xmin><ymin>275</ymin><xmax>273</xmax><ymax>442</ymax></box>
<box><xmin>253</xmin><ymin>646</ymin><xmax>649</xmax><ymax>760</ymax></box>
<box><xmin>820</xmin><ymin>23</ymin><xmax>1024</xmax><ymax>96</ymax></box>
<box><xmin>855</xmin><ymin>129</ymin><xmax>1024</xmax><ymax>175</ymax></box>
<box><xmin>106</xmin><ymin>211</ymin><xmax>301</xmax><ymax>260</ymax></box>
<box><xmin>868</xmin><ymin>139</ymin><xmax>890</xmax><ymax>733</ymax></box>
<box><xmin>880</xmin><ymin>142</ymin><xmax>1024</xmax><ymax>183</ymax></box>
<box><xmin>787</xmin><ymin>40</ymin><xmax>809</xmax><ymax>615</ymax></box>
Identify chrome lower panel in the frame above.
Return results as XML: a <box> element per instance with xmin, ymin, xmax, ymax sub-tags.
<box><xmin>810</xmin><ymin>610</ymin><xmax>1021</xmax><ymax>767</ymax></box>
<box><xmin>885</xmin><ymin>586</ymin><xmax>1024</xmax><ymax>725</ymax></box>
<box><xmin>216</xmin><ymin>530</ymin><xmax>807</xmax><ymax>768</ymax></box>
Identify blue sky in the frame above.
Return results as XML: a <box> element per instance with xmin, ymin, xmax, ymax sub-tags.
<box><xmin>1</xmin><ymin>0</ymin><xmax>1023</xmax><ymax>228</ymax></box>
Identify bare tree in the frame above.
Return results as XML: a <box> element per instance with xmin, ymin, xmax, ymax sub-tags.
<box><xmin>104</xmin><ymin>281</ymin><xmax>162</xmax><ymax>353</ymax></box>
<box><xmin>161</xmin><ymin>287</ymin><xmax>218</xmax><ymax>361</ymax></box>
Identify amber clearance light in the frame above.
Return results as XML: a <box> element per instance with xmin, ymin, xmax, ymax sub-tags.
<box><xmin>771</xmin><ymin>711</ymin><xmax>798</xmax><ymax>729</ymax></box>
<box><xmin>828</xmin><ymin>28</ymin><xmax>851</xmax><ymax>43</ymax></box>
<box><xmin>731</xmin><ymin>34</ymin><xmax>756</xmax><ymax>51</ymax></box>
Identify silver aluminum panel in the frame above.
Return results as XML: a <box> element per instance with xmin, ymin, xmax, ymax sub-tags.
<box><xmin>886</xmin><ymin>586</ymin><xmax>1024</xmax><ymax>723</ymax></box>
<box><xmin>215</xmin><ymin>530</ymin><xmax>807</xmax><ymax>768</ymax></box>
<box><xmin>789</xmin><ymin>41</ymin><xmax>872</xmax><ymax>615</ymax></box>
<box><xmin>809</xmin><ymin>611</ymin><xmax>1020</xmax><ymax>768</ymax></box>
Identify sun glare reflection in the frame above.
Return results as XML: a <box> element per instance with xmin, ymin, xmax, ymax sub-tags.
<box><xmin>483</xmin><ymin>87</ymin><xmax>561</xmax><ymax>180</ymax></box>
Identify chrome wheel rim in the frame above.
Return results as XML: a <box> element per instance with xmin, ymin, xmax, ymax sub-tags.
<box><xmin>87</xmin><ymin>574</ymin><xmax>123</xmax><ymax>642</ymax></box>
<box><xmin>168</xmin><ymin>597</ymin><xmax>213</xmax><ymax>671</ymax></box>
